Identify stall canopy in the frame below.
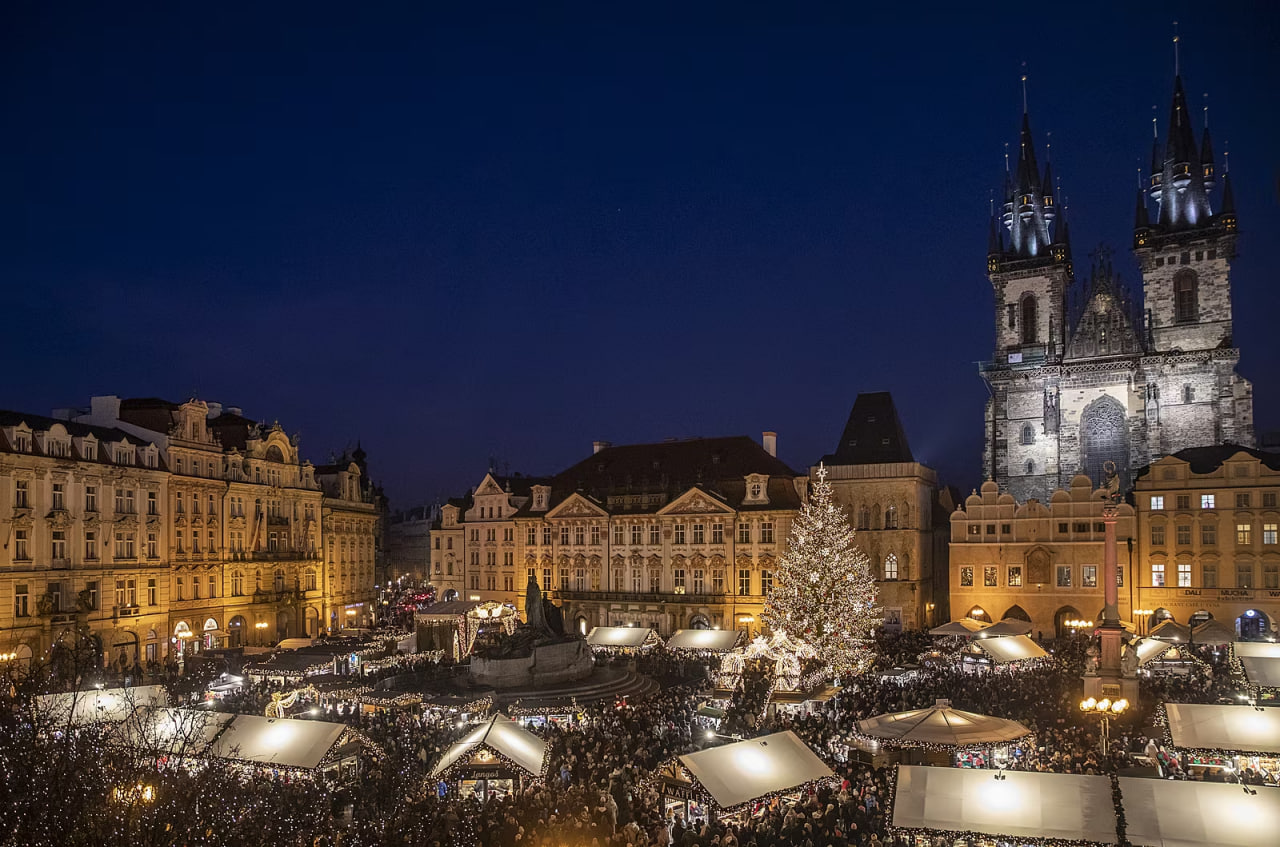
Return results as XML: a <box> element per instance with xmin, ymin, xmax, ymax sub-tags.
<box><xmin>206</xmin><ymin>715</ymin><xmax>352</xmax><ymax>770</ymax></box>
<box><xmin>586</xmin><ymin>626</ymin><xmax>657</xmax><ymax>648</ymax></box>
<box><xmin>1165</xmin><ymin>703</ymin><xmax>1280</xmax><ymax>755</ymax></box>
<box><xmin>666</xmin><ymin>629</ymin><xmax>742</xmax><ymax>652</ymax></box>
<box><xmin>856</xmin><ymin>699</ymin><xmax>1031</xmax><ymax>748</ymax></box>
<box><xmin>974</xmin><ymin>635</ymin><xmax>1047</xmax><ymax>663</ymax></box>
<box><xmin>1149</xmin><ymin>620</ymin><xmax>1193</xmax><ymax>643</ymax></box>
<box><xmin>1118</xmin><ymin>776</ymin><xmax>1280</xmax><ymax>847</ymax></box>
<box><xmin>33</xmin><ymin>685</ymin><xmax>167</xmax><ymax>727</ymax></box>
<box><xmin>125</xmin><ymin>707</ymin><xmax>234</xmax><ymax>756</ymax></box>
<box><xmin>929</xmin><ymin>619</ymin><xmax>991</xmax><ymax>638</ymax></box>
<box><xmin>1191</xmin><ymin>619</ymin><xmax>1236</xmax><ymax>644</ymax></box>
<box><xmin>1130</xmin><ymin>638</ymin><xmax>1176</xmax><ymax>667</ymax></box>
<box><xmin>979</xmin><ymin>619</ymin><xmax>1034</xmax><ymax>638</ymax></box>
<box><xmin>677</xmin><ymin>731</ymin><xmax>833</xmax><ymax>810</ymax></box>
<box><xmin>1240</xmin><ymin>657</ymin><xmax>1280</xmax><ymax>688</ymax></box>
<box><xmin>1234</xmin><ymin>641</ymin><xmax>1280</xmax><ymax>659</ymax></box>
<box><xmin>431</xmin><ymin>714</ymin><xmax>547</xmax><ymax>779</ymax></box>
<box><xmin>891</xmin><ymin>765</ymin><xmax>1117</xmax><ymax>845</ymax></box>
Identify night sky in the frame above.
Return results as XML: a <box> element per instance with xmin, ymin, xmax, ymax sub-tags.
<box><xmin>5</xmin><ymin>3</ymin><xmax>1279</xmax><ymax>510</ymax></box>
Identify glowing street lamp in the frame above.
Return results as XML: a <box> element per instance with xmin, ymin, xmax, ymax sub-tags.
<box><xmin>1080</xmin><ymin>696</ymin><xmax>1128</xmax><ymax>753</ymax></box>
<box><xmin>1133</xmin><ymin>609</ymin><xmax>1154</xmax><ymax>636</ymax></box>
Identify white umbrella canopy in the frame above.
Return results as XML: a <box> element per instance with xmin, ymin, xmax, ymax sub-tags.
<box><xmin>929</xmin><ymin>619</ymin><xmax>991</xmax><ymax>638</ymax></box>
<box><xmin>1150</xmin><ymin>620</ymin><xmax>1193</xmax><ymax>642</ymax></box>
<box><xmin>980</xmin><ymin>619</ymin><xmax>1034</xmax><ymax>638</ymax></box>
<box><xmin>855</xmin><ymin>699</ymin><xmax>1032</xmax><ymax>747</ymax></box>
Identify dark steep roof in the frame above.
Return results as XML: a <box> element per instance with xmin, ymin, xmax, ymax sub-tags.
<box><xmin>822</xmin><ymin>392</ymin><xmax>914</xmax><ymax>465</ymax></box>
<box><xmin>0</xmin><ymin>409</ymin><xmax>162</xmax><ymax>468</ymax></box>
<box><xmin>1135</xmin><ymin>444</ymin><xmax>1280</xmax><ymax>478</ymax></box>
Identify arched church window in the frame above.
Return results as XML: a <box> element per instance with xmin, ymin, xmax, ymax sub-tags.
<box><xmin>1021</xmin><ymin>424</ymin><xmax>1035</xmax><ymax>445</ymax></box>
<box><xmin>884</xmin><ymin>506</ymin><xmax>898</xmax><ymax>530</ymax></box>
<box><xmin>1183</xmin><ymin>384</ymin><xmax>1194</xmax><ymax>404</ymax></box>
<box><xmin>1174</xmin><ymin>270</ymin><xmax>1198</xmax><ymax>323</ymax></box>
<box><xmin>1081</xmin><ymin>395</ymin><xmax>1130</xmax><ymax>492</ymax></box>
<box><xmin>883</xmin><ymin>554</ymin><xmax>898</xmax><ymax>581</ymax></box>
<box><xmin>1025</xmin><ymin>460</ymin><xmax>1035</xmax><ymax>475</ymax></box>
<box><xmin>1021</xmin><ymin>294</ymin><xmax>1037</xmax><ymax>344</ymax></box>
<box><xmin>856</xmin><ymin>507</ymin><xmax>870</xmax><ymax>531</ymax></box>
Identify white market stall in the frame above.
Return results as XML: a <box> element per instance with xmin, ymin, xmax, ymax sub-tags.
<box><xmin>586</xmin><ymin>626</ymin><xmax>660</xmax><ymax>653</ymax></box>
<box><xmin>978</xmin><ymin>618</ymin><xmax>1034</xmax><ymax>638</ymax></box>
<box><xmin>206</xmin><ymin>714</ymin><xmax>367</xmax><ymax>778</ymax></box>
<box><xmin>431</xmin><ymin>714</ymin><xmax>547</xmax><ymax>799</ymax></box>
<box><xmin>125</xmin><ymin>707</ymin><xmax>234</xmax><ymax>757</ymax></box>
<box><xmin>963</xmin><ymin>634</ymin><xmax>1048</xmax><ymax>672</ymax></box>
<box><xmin>666</xmin><ymin>629</ymin><xmax>743</xmax><ymax>653</ymax></box>
<box><xmin>852</xmin><ymin>699</ymin><xmax>1032</xmax><ymax>768</ymax></box>
<box><xmin>1119</xmin><ymin>776</ymin><xmax>1280</xmax><ymax>847</ymax></box>
<box><xmin>33</xmin><ymin>684</ymin><xmax>168</xmax><ymax>727</ymax></box>
<box><xmin>890</xmin><ymin>765</ymin><xmax>1118</xmax><ymax>846</ymax></box>
<box><xmin>929</xmin><ymin>618</ymin><xmax>991</xmax><ymax>638</ymax></box>
<box><xmin>657</xmin><ymin>731</ymin><xmax>833</xmax><ymax>824</ymax></box>
<box><xmin>1233</xmin><ymin>641</ymin><xmax>1280</xmax><ymax>659</ymax></box>
<box><xmin>1163</xmin><ymin>702</ymin><xmax>1280</xmax><ymax>780</ymax></box>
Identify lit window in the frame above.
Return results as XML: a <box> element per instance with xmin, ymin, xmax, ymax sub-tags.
<box><xmin>1201</xmin><ymin>494</ymin><xmax>1215</xmax><ymax>509</ymax></box>
<box><xmin>1177</xmin><ymin>562</ymin><xmax>1191</xmax><ymax>587</ymax></box>
<box><xmin>1056</xmin><ymin>565</ymin><xmax>1071</xmax><ymax>587</ymax></box>
<box><xmin>1082</xmin><ymin>565</ymin><xmax>1098</xmax><ymax>588</ymax></box>
<box><xmin>1007</xmin><ymin>566</ymin><xmax>1022</xmax><ymax>587</ymax></box>
<box><xmin>1150</xmin><ymin>495</ymin><xmax>1164</xmax><ymax>510</ymax></box>
<box><xmin>1151</xmin><ymin>563</ymin><xmax>1165</xmax><ymax>587</ymax></box>
<box><xmin>1237</xmin><ymin>523</ymin><xmax>1252</xmax><ymax>545</ymax></box>
<box><xmin>960</xmin><ymin>567</ymin><xmax>973</xmax><ymax>587</ymax></box>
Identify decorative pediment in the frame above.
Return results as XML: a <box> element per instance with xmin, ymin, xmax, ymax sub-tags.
<box><xmin>658</xmin><ymin>488</ymin><xmax>734</xmax><ymax>516</ymax></box>
<box><xmin>646</xmin><ymin>554</ymin><xmax>662</xmax><ymax>568</ymax></box>
<box><xmin>47</xmin><ymin>510</ymin><xmax>72</xmax><ymax>529</ymax></box>
<box><xmin>474</xmin><ymin>474</ymin><xmax>505</xmax><ymax>496</ymax></box>
<box><xmin>546</xmin><ymin>493</ymin><xmax>608</xmax><ymax>519</ymax></box>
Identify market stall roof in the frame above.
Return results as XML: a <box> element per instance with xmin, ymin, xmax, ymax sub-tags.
<box><xmin>276</xmin><ymin>638</ymin><xmax>315</xmax><ymax>650</ymax></box>
<box><xmin>431</xmin><ymin>714</ymin><xmax>547</xmax><ymax>778</ymax></box>
<box><xmin>416</xmin><ymin>600</ymin><xmax>484</xmax><ymax>619</ymax></box>
<box><xmin>1149</xmin><ymin>620</ymin><xmax>1193</xmax><ymax>643</ymax></box>
<box><xmin>1234</xmin><ymin>641</ymin><xmax>1280</xmax><ymax>659</ymax></box>
<box><xmin>1118</xmin><ymin>776</ymin><xmax>1280</xmax><ymax>847</ymax></box>
<box><xmin>1191</xmin><ymin>619</ymin><xmax>1236</xmax><ymax>644</ymax></box>
<box><xmin>125</xmin><ymin>708</ymin><xmax>234</xmax><ymax>756</ymax></box>
<box><xmin>666</xmin><ymin>629</ymin><xmax>742</xmax><ymax>652</ymax></box>
<box><xmin>34</xmin><ymin>684</ymin><xmax>168</xmax><ymax>727</ymax></box>
<box><xmin>677</xmin><ymin>731</ymin><xmax>833</xmax><ymax>810</ymax></box>
<box><xmin>586</xmin><ymin>626</ymin><xmax>656</xmax><ymax>648</ymax></box>
<box><xmin>856</xmin><ymin>699</ymin><xmax>1031</xmax><ymax>747</ymax></box>
<box><xmin>1240</xmin><ymin>656</ymin><xmax>1280</xmax><ymax>688</ymax></box>
<box><xmin>979</xmin><ymin>618</ymin><xmax>1034</xmax><ymax>638</ymax></box>
<box><xmin>929</xmin><ymin>618</ymin><xmax>990</xmax><ymax>637</ymax></box>
<box><xmin>973</xmin><ymin>635</ymin><xmax>1047</xmax><ymax>663</ymax></box>
<box><xmin>891</xmin><ymin>765</ymin><xmax>1117</xmax><ymax>845</ymax></box>
<box><xmin>1165</xmin><ymin>703</ymin><xmax>1280</xmax><ymax>754</ymax></box>
<box><xmin>1131</xmin><ymin>638</ymin><xmax>1175</xmax><ymax>667</ymax></box>
<box><xmin>206</xmin><ymin>715</ymin><xmax>351</xmax><ymax>770</ymax></box>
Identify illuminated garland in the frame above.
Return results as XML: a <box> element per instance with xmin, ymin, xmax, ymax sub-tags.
<box><xmin>845</xmin><ymin>728</ymin><xmax>1035</xmax><ymax>755</ymax></box>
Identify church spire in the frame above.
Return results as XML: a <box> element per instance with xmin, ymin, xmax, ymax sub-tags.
<box><xmin>1146</xmin><ymin>34</ymin><xmax>1216</xmax><ymax>231</ymax></box>
<box><xmin>997</xmin><ymin>102</ymin><xmax>1058</xmax><ymax>261</ymax></box>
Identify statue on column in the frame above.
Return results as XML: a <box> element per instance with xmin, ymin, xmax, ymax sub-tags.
<box><xmin>1101</xmin><ymin>460</ymin><xmax>1121</xmax><ymax>505</ymax></box>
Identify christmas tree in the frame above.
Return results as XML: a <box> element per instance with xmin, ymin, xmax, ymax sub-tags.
<box><xmin>762</xmin><ymin>463</ymin><xmax>880</xmax><ymax>679</ymax></box>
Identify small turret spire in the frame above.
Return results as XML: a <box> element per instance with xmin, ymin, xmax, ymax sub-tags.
<box><xmin>1021</xmin><ymin>64</ymin><xmax>1029</xmax><ymax>114</ymax></box>
<box><xmin>1173</xmin><ymin>21</ymin><xmax>1180</xmax><ymax>77</ymax></box>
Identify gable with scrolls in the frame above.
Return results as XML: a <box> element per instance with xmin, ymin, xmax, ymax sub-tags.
<box><xmin>546</xmin><ymin>492</ymin><xmax>608</xmax><ymax>519</ymax></box>
<box><xmin>474</xmin><ymin>474</ymin><xmax>506</xmax><ymax>497</ymax></box>
<box><xmin>657</xmin><ymin>487</ymin><xmax>734</xmax><ymax>516</ymax></box>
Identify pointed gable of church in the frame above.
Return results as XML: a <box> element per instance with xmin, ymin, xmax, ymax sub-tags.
<box><xmin>1066</xmin><ymin>250</ymin><xmax>1144</xmax><ymax>360</ymax></box>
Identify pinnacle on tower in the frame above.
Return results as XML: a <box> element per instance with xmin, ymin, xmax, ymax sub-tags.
<box><xmin>996</xmin><ymin>108</ymin><xmax>1059</xmax><ymax>261</ymax></box>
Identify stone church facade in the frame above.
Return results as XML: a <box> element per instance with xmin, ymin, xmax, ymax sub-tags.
<box><xmin>982</xmin><ymin>71</ymin><xmax>1253</xmax><ymax>504</ymax></box>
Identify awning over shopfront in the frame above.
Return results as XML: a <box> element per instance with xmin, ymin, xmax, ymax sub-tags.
<box><xmin>891</xmin><ymin>765</ymin><xmax>1117</xmax><ymax>845</ymax></box>
<box><xmin>675</xmin><ymin>731</ymin><xmax>833</xmax><ymax>811</ymax></box>
<box><xmin>1165</xmin><ymin>703</ymin><xmax>1280</xmax><ymax>755</ymax></box>
<box><xmin>666</xmin><ymin>629</ymin><xmax>742</xmax><ymax>652</ymax></box>
<box><xmin>34</xmin><ymin>684</ymin><xmax>168</xmax><ymax>727</ymax></box>
<box><xmin>586</xmin><ymin>626</ymin><xmax>657</xmax><ymax>648</ymax></box>
<box><xmin>856</xmin><ymin>699</ymin><xmax>1031</xmax><ymax>748</ymax></box>
<box><xmin>1119</xmin><ymin>776</ymin><xmax>1280</xmax><ymax>847</ymax></box>
<box><xmin>206</xmin><ymin>715</ymin><xmax>352</xmax><ymax>770</ymax></box>
<box><xmin>431</xmin><ymin>714</ymin><xmax>547</xmax><ymax>779</ymax></box>
<box><xmin>973</xmin><ymin>635</ymin><xmax>1047</xmax><ymax>663</ymax></box>
<box><xmin>929</xmin><ymin>619</ymin><xmax>991</xmax><ymax>638</ymax></box>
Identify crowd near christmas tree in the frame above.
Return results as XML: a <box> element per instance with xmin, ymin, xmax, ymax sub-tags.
<box><xmin>1</xmin><ymin>622</ymin><xmax>1267</xmax><ymax>847</ymax></box>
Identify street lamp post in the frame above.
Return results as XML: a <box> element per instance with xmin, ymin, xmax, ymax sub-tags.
<box><xmin>255</xmin><ymin>621</ymin><xmax>269</xmax><ymax>646</ymax></box>
<box><xmin>1133</xmin><ymin>610</ymin><xmax>1154</xmax><ymax>637</ymax></box>
<box><xmin>1080</xmin><ymin>696</ymin><xmax>1128</xmax><ymax>755</ymax></box>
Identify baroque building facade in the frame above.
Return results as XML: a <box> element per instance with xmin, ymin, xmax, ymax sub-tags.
<box><xmin>1132</xmin><ymin>446</ymin><xmax>1280</xmax><ymax>640</ymax></box>
<box><xmin>981</xmin><ymin>70</ymin><xmax>1252</xmax><ymax>504</ymax></box>
<box><xmin>818</xmin><ymin>393</ymin><xmax>953</xmax><ymax>631</ymax></box>
<box><xmin>949</xmin><ymin>475</ymin><xmax>1136</xmax><ymax>639</ymax></box>
<box><xmin>0</xmin><ymin>395</ymin><xmax>384</xmax><ymax>671</ymax></box>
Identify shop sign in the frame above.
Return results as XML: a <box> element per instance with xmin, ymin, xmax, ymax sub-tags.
<box><xmin>466</xmin><ymin>769</ymin><xmax>503</xmax><ymax>779</ymax></box>
<box><xmin>663</xmin><ymin>783</ymin><xmax>699</xmax><ymax>801</ymax></box>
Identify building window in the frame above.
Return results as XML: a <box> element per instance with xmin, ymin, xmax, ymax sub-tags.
<box><xmin>231</xmin><ymin>571</ymin><xmax>244</xmax><ymax>596</ymax></box>
<box><xmin>1237</xmin><ymin>493</ymin><xmax>1252</xmax><ymax>508</ymax></box>
<box><xmin>1001</xmin><ymin>523</ymin><xmax>1011</xmax><ymax>535</ymax></box>
<box><xmin>631</xmin><ymin>525</ymin><xmax>642</xmax><ymax>545</ymax></box>
<box><xmin>692</xmin><ymin>524</ymin><xmax>704</xmax><ymax>544</ymax></box>
<box><xmin>1020</xmin><ymin>293</ymin><xmax>1037</xmax><ymax>344</ymax></box>
<box><xmin>590</xmin><ymin>526</ymin><xmax>601</xmax><ymax>545</ymax></box>
<box><xmin>649</xmin><ymin>525</ymin><xmax>661</xmax><ymax>545</ymax></box>
<box><xmin>51</xmin><ymin>483</ymin><xmax>65</xmax><ymax>510</ymax></box>
<box><xmin>539</xmin><ymin>568</ymin><xmax>550</xmax><ymax>592</ymax></box>
<box><xmin>1237</xmin><ymin>523</ymin><xmax>1253</xmax><ymax>545</ymax></box>
<box><xmin>573</xmin><ymin>526</ymin><xmax>585</xmax><ymax>546</ymax></box>
<box><xmin>673</xmin><ymin>569</ymin><xmax>685</xmax><ymax>592</ymax></box>
<box><xmin>14</xmin><ymin>480</ymin><xmax>28</xmax><ymax>508</ymax></box>
<box><xmin>760</xmin><ymin>522</ymin><xmax>775</xmax><ymax>543</ymax></box>
<box><xmin>960</xmin><ymin>567</ymin><xmax>973</xmax><ymax>587</ymax></box>
<box><xmin>1150</xmin><ymin>495</ymin><xmax>1164</xmax><ymax>510</ymax></box>
<box><xmin>14</xmin><ymin>584</ymin><xmax>29</xmax><ymax>617</ymax></box>
<box><xmin>982</xmin><ymin>565</ymin><xmax>996</xmax><ymax>587</ymax></box>
<box><xmin>1201</xmin><ymin>494</ymin><xmax>1215</xmax><ymax>509</ymax></box>
<box><xmin>968</xmin><ymin>524</ymin><xmax>981</xmax><ymax>537</ymax></box>
<box><xmin>884</xmin><ymin>554</ymin><xmax>900</xmax><ymax>581</ymax></box>
<box><xmin>712</xmin><ymin>569</ymin><xmax>724</xmax><ymax>594</ymax></box>
<box><xmin>1264</xmin><ymin>564</ymin><xmax>1280</xmax><ymax>590</ymax></box>
<box><xmin>1007</xmin><ymin>565</ymin><xmax>1023</xmax><ymax>587</ymax></box>
<box><xmin>1151</xmin><ymin>563</ymin><xmax>1165</xmax><ymax>587</ymax></box>
<box><xmin>632</xmin><ymin>569</ymin><xmax>643</xmax><ymax>593</ymax></box>
<box><xmin>1202</xmin><ymin>523</ymin><xmax>1217</xmax><ymax>546</ymax></box>
<box><xmin>51</xmin><ymin>530</ymin><xmax>66</xmax><ymax>561</ymax></box>
<box><xmin>1025</xmin><ymin>461</ymin><xmax>1035</xmax><ymax>475</ymax></box>
<box><xmin>1264</xmin><ymin>523</ymin><xmax>1278</xmax><ymax>545</ymax></box>
<box><xmin>176</xmin><ymin>577</ymin><xmax>184</xmax><ymax>601</ymax></box>
<box><xmin>1083</xmin><ymin>565</ymin><xmax>1098</xmax><ymax>588</ymax></box>
<box><xmin>857</xmin><ymin>507</ymin><xmax>871</xmax><ymax>530</ymax></box>
<box><xmin>85</xmin><ymin>485</ymin><xmax>97</xmax><ymax>512</ymax></box>
<box><xmin>13</xmin><ymin>530</ymin><xmax>29</xmax><ymax>561</ymax></box>
<box><xmin>1237</xmin><ymin>563</ymin><xmax>1254</xmax><ymax>589</ymax></box>
<box><xmin>1150</xmin><ymin>525</ymin><xmax>1165</xmax><ymax>546</ymax></box>
<box><xmin>1264</xmin><ymin>492</ymin><xmax>1278</xmax><ymax>509</ymax></box>
<box><xmin>147</xmin><ymin>577</ymin><xmax>157</xmax><ymax>605</ymax></box>
<box><xmin>712</xmin><ymin>522</ymin><xmax>724</xmax><ymax>544</ymax></box>
<box><xmin>738</xmin><ymin>569</ymin><xmax>751</xmax><ymax>596</ymax></box>
<box><xmin>1202</xmin><ymin>565</ymin><xmax>1217</xmax><ymax>588</ymax></box>
<box><xmin>1176</xmin><ymin>524</ymin><xmax>1192</xmax><ymax>546</ymax></box>
<box><xmin>304</xmin><ymin>570</ymin><xmax>317</xmax><ymax>591</ymax></box>
<box><xmin>674</xmin><ymin>525</ymin><xmax>686</xmax><ymax>545</ymax></box>
<box><xmin>85</xmin><ymin>530</ymin><xmax>98</xmax><ymax>561</ymax></box>
<box><xmin>692</xmin><ymin>569</ymin><xmax>704</xmax><ymax>594</ymax></box>
<box><xmin>1020</xmin><ymin>424</ymin><xmax>1035</xmax><ymax>445</ymax></box>
<box><xmin>1056</xmin><ymin>565</ymin><xmax>1072</xmax><ymax>587</ymax></box>
<box><xmin>1174</xmin><ymin>269</ymin><xmax>1198</xmax><ymax>323</ymax></box>
<box><xmin>884</xmin><ymin>506</ymin><xmax>899</xmax><ymax>529</ymax></box>
<box><xmin>649</xmin><ymin>571</ymin><xmax>661</xmax><ymax>593</ymax></box>
<box><xmin>1174</xmin><ymin>494</ymin><xmax>1190</xmax><ymax>510</ymax></box>
<box><xmin>1176</xmin><ymin>562</ymin><xmax>1191</xmax><ymax>587</ymax></box>
<box><xmin>760</xmin><ymin>570</ymin><xmax>773</xmax><ymax>595</ymax></box>
<box><xmin>556</xmin><ymin>526</ymin><xmax>567</xmax><ymax>546</ymax></box>
<box><xmin>611</xmin><ymin>525</ymin><xmax>623</xmax><ymax>545</ymax></box>
<box><xmin>738</xmin><ymin>523</ymin><xmax>751</xmax><ymax>544</ymax></box>
<box><xmin>115</xmin><ymin>488</ymin><xmax>134</xmax><ymax>514</ymax></box>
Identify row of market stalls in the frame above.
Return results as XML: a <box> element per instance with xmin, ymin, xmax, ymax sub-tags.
<box><xmin>584</xmin><ymin>626</ymin><xmax>743</xmax><ymax>654</ymax></box>
<box><xmin>927</xmin><ymin>618</ymin><xmax>1050</xmax><ymax>672</ymax></box>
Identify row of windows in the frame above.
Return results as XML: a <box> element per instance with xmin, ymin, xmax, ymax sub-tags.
<box><xmin>510</xmin><ymin>566</ymin><xmax>776</xmax><ymax>596</ymax></box>
<box><xmin>1149</xmin><ymin>492</ymin><xmax>1279</xmax><ymax>510</ymax></box>
<box><xmin>7</xmin><ymin>526</ymin><xmax>334</xmax><ymax>562</ymax></box>
<box><xmin>959</xmin><ymin>564</ymin><xmax>1121</xmax><ymax>589</ymax></box>
<box><xmin>1150</xmin><ymin>522</ymin><xmax>1279</xmax><ymax>547</ymax></box>
<box><xmin>965</xmin><ymin>521</ymin><xmax>1109</xmax><ymax>537</ymax></box>
<box><xmin>1151</xmin><ymin>562</ymin><xmax>1280</xmax><ymax>590</ymax></box>
<box><xmin>455</xmin><ymin>522</ymin><xmax>776</xmax><ymax>548</ymax></box>
<box><xmin>10</xmin><ymin>528</ymin><xmax>160</xmax><ymax>561</ymax></box>
<box><xmin>12</xmin><ymin>577</ymin><xmax>160</xmax><ymax>617</ymax></box>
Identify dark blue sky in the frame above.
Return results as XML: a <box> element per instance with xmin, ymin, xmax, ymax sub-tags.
<box><xmin>5</xmin><ymin>2</ymin><xmax>1278</xmax><ymax>509</ymax></box>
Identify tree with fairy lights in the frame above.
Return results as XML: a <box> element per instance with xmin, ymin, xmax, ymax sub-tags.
<box><xmin>762</xmin><ymin>463</ymin><xmax>880</xmax><ymax>680</ymax></box>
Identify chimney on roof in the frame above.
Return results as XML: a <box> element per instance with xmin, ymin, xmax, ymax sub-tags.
<box><xmin>227</xmin><ymin>406</ymin><xmax>242</xmax><ymax>417</ymax></box>
<box><xmin>89</xmin><ymin>395</ymin><xmax>121</xmax><ymax>425</ymax></box>
<box><xmin>593</xmin><ymin>440</ymin><xmax>612</xmax><ymax>454</ymax></box>
<box><xmin>762</xmin><ymin>431</ymin><xmax>777</xmax><ymax>457</ymax></box>
<box><xmin>205</xmin><ymin>401</ymin><xmax>223</xmax><ymax>419</ymax></box>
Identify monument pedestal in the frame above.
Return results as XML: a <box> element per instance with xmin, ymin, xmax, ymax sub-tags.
<box><xmin>1082</xmin><ymin>672</ymin><xmax>1140</xmax><ymax>704</ymax></box>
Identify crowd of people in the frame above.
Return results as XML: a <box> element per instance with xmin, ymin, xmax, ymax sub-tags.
<box><xmin>8</xmin><ymin>627</ymin><xmax>1267</xmax><ymax>847</ymax></box>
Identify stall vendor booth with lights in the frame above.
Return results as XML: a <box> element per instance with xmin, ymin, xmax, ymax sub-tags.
<box><xmin>430</xmin><ymin>714</ymin><xmax>547</xmax><ymax>800</ymax></box>
<box><xmin>1162</xmin><ymin>702</ymin><xmax>1280</xmax><ymax>784</ymax></box>
<box><xmin>655</xmin><ymin>731</ymin><xmax>834</xmax><ymax>826</ymax></box>
<box><xmin>850</xmin><ymin>700</ymin><xmax>1033</xmax><ymax>769</ymax></box>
